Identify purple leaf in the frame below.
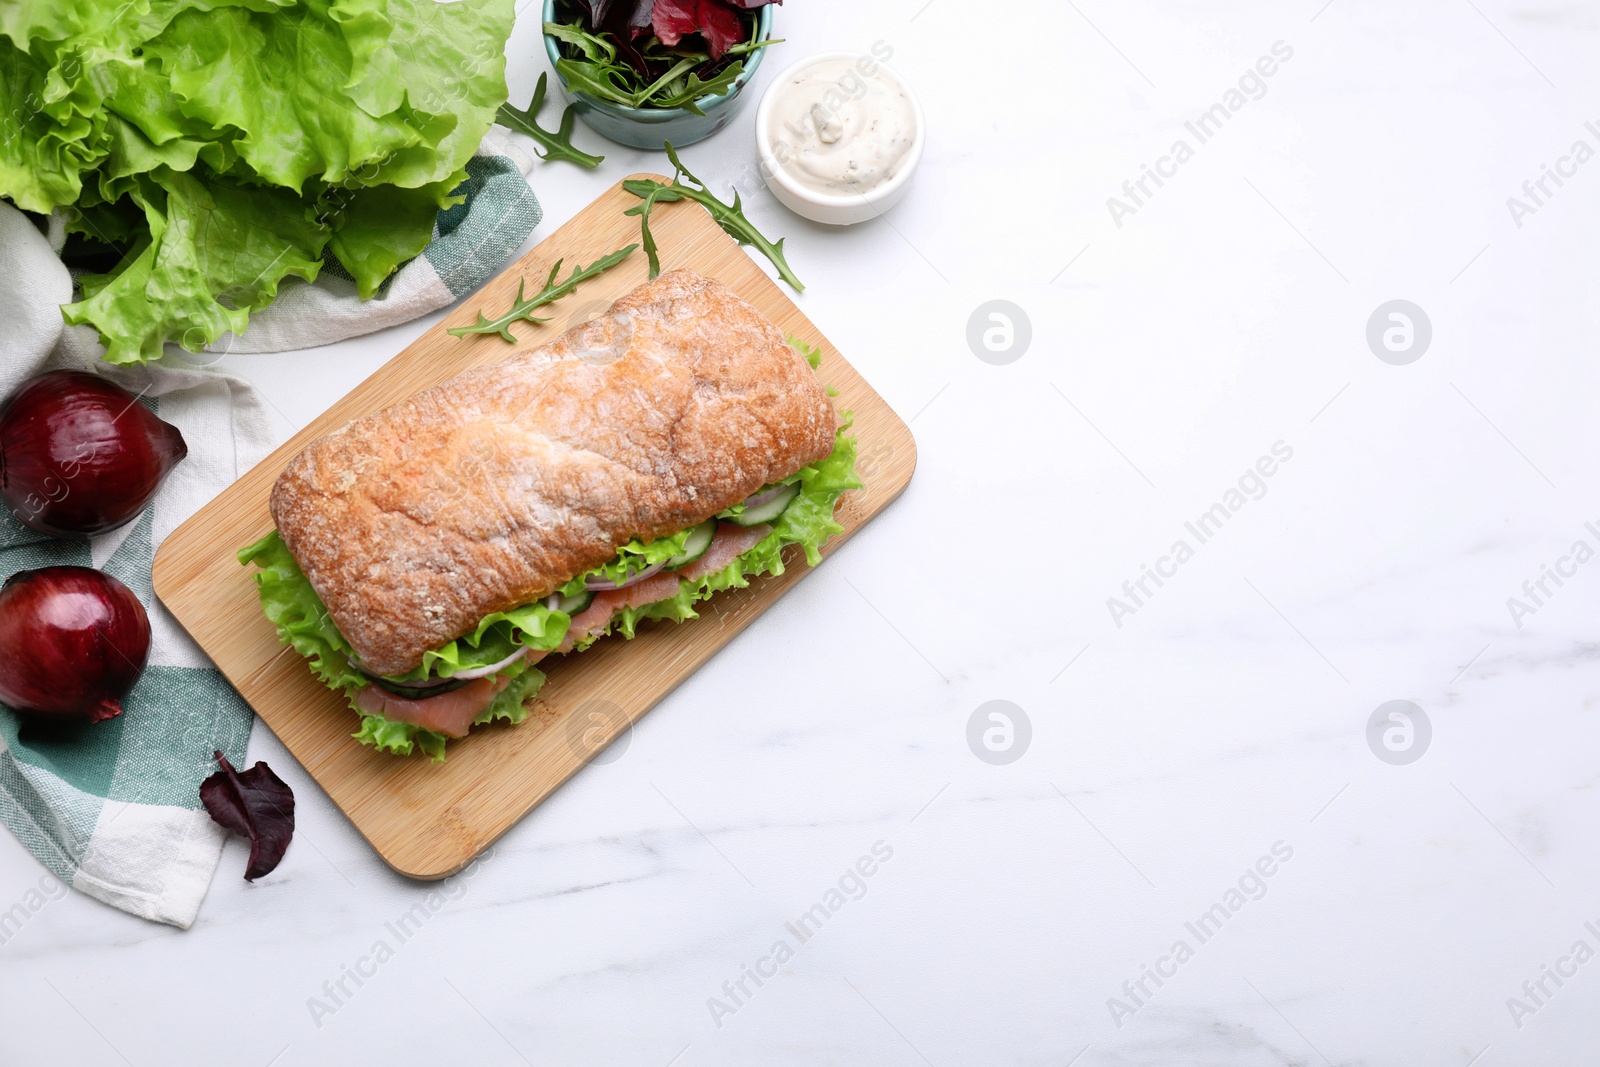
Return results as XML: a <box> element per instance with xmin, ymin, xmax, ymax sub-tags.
<box><xmin>592</xmin><ymin>0</ymin><xmax>655</xmax><ymax>38</ymax></box>
<box><xmin>199</xmin><ymin>751</ymin><xmax>295</xmax><ymax>881</ymax></box>
<box><xmin>652</xmin><ymin>0</ymin><xmax>746</xmax><ymax>58</ymax></box>
<box><xmin>650</xmin><ymin>0</ymin><xmax>697</xmax><ymax>44</ymax></box>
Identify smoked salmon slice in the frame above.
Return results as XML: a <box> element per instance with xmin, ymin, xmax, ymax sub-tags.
<box><xmin>354</xmin><ymin>676</ymin><xmax>511</xmax><ymax>738</ymax></box>
<box><xmin>555</xmin><ymin>523</ymin><xmax>773</xmax><ymax>653</ymax></box>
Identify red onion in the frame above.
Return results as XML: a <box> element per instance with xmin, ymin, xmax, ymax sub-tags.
<box><xmin>584</xmin><ymin>559</ymin><xmax>668</xmax><ymax>591</ymax></box>
<box><xmin>742</xmin><ymin>484</ymin><xmax>787</xmax><ymax>510</ymax></box>
<box><xmin>446</xmin><ymin>647</ymin><xmax>531</xmax><ymax>681</ymax></box>
<box><xmin>0</xmin><ymin>567</ymin><xmax>151</xmax><ymax>722</ymax></box>
<box><xmin>0</xmin><ymin>371</ymin><xmax>188</xmax><ymax>537</ymax></box>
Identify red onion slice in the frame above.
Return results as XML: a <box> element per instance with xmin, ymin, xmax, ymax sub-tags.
<box><xmin>584</xmin><ymin>559</ymin><xmax>668</xmax><ymax>591</ymax></box>
<box><xmin>447</xmin><ymin>647</ymin><xmax>532</xmax><ymax>681</ymax></box>
<box><xmin>741</xmin><ymin>484</ymin><xmax>788</xmax><ymax>510</ymax></box>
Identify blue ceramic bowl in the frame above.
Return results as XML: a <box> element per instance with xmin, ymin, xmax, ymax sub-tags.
<box><xmin>541</xmin><ymin>1</ymin><xmax>774</xmax><ymax>150</ymax></box>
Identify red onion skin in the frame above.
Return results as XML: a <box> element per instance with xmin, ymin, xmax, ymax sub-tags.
<box><xmin>0</xmin><ymin>567</ymin><xmax>150</xmax><ymax>722</ymax></box>
<box><xmin>0</xmin><ymin>371</ymin><xmax>187</xmax><ymax>538</ymax></box>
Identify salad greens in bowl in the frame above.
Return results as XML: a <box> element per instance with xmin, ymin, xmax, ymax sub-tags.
<box><xmin>542</xmin><ymin>0</ymin><xmax>780</xmax><ymax>149</ymax></box>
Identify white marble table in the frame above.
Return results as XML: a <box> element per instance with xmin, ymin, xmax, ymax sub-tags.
<box><xmin>5</xmin><ymin>1</ymin><xmax>1599</xmax><ymax>1063</ymax></box>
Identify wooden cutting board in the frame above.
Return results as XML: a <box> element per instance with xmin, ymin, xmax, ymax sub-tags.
<box><xmin>151</xmin><ymin>175</ymin><xmax>916</xmax><ymax>879</ymax></box>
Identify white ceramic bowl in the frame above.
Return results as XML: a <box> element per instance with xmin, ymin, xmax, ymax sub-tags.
<box><xmin>754</xmin><ymin>51</ymin><xmax>925</xmax><ymax>227</ymax></box>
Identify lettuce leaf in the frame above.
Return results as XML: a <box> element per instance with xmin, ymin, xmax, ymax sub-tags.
<box><xmin>325</xmin><ymin>179</ymin><xmax>459</xmax><ymax>300</ymax></box>
<box><xmin>64</xmin><ymin>169</ymin><xmax>327</xmax><ymax>364</ymax></box>
<box><xmin>773</xmin><ymin>420</ymin><xmax>860</xmax><ymax>566</ymax></box>
<box><xmin>787</xmin><ymin>334</ymin><xmax>823</xmax><ymax>369</ymax></box>
<box><xmin>238</xmin><ymin>529</ymin><xmax>366</xmax><ymax>693</ymax></box>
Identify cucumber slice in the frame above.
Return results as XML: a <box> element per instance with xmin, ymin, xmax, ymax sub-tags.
<box><xmin>732</xmin><ymin>483</ymin><xmax>799</xmax><ymax>525</ymax></box>
<box><xmin>554</xmin><ymin>590</ymin><xmax>594</xmax><ymax>615</ymax></box>
<box><xmin>667</xmin><ymin>519</ymin><xmax>717</xmax><ymax>569</ymax></box>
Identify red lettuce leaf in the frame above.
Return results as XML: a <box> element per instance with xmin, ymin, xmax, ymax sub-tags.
<box><xmin>199</xmin><ymin>751</ymin><xmax>295</xmax><ymax>881</ymax></box>
<box><xmin>589</xmin><ymin>0</ymin><xmax>656</xmax><ymax>38</ymax></box>
<box><xmin>650</xmin><ymin>0</ymin><xmax>702</xmax><ymax>47</ymax></box>
<box><xmin>698</xmin><ymin>3</ymin><xmax>748</xmax><ymax>56</ymax></box>
<box><xmin>652</xmin><ymin>0</ymin><xmax>746</xmax><ymax>58</ymax></box>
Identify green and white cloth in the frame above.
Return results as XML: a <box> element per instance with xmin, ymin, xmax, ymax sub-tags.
<box><xmin>0</xmin><ymin>132</ymin><xmax>541</xmax><ymax>927</ymax></box>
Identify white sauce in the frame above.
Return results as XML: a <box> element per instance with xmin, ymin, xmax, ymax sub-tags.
<box><xmin>764</xmin><ymin>55</ymin><xmax>917</xmax><ymax>198</ymax></box>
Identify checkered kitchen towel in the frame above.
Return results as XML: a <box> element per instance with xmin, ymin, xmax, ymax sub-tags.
<box><xmin>0</xmin><ymin>133</ymin><xmax>541</xmax><ymax>927</ymax></box>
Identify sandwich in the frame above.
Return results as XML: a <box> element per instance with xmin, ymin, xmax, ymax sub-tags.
<box><xmin>239</xmin><ymin>270</ymin><xmax>860</xmax><ymax>760</ymax></box>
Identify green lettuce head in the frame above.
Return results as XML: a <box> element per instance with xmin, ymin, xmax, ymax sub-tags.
<box><xmin>0</xmin><ymin>0</ymin><xmax>515</xmax><ymax>363</ymax></box>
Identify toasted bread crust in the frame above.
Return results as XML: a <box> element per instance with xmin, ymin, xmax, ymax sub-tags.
<box><xmin>269</xmin><ymin>270</ymin><xmax>836</xmax><ymax>676</ymax></box>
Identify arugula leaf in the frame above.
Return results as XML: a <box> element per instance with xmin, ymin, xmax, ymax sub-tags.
<box><xmin>631</xmin><ymin>54</ymin><xmax>711</xmax><ymax>107</ymax></box>
<box><xmin>496</xmin><ymin>72</ymin><xmax>605</xmax><ymax>169</ymax></box>
<box><xmin>544</xmin><ymin>20</ymin><xmax>617</xmax><ymax>62</ymax></box>
<box><xmin>448</xmin><ymin>243</ymin><xmax>638</xmax><ymax>342</ymax></box>
<box><xmin>623</xmin><ymin>142</ymin><xmax>803</xmax><ymax>292</ymax></box>
<box><xmin>554</xmin><ymin>56</ymin><xmax>650</xmax><ymax>109</ymax></box>
<box><xmin>651</xmin><ymin>61</ymin><xmax>745</xmax><ymax>115</ymax></box>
